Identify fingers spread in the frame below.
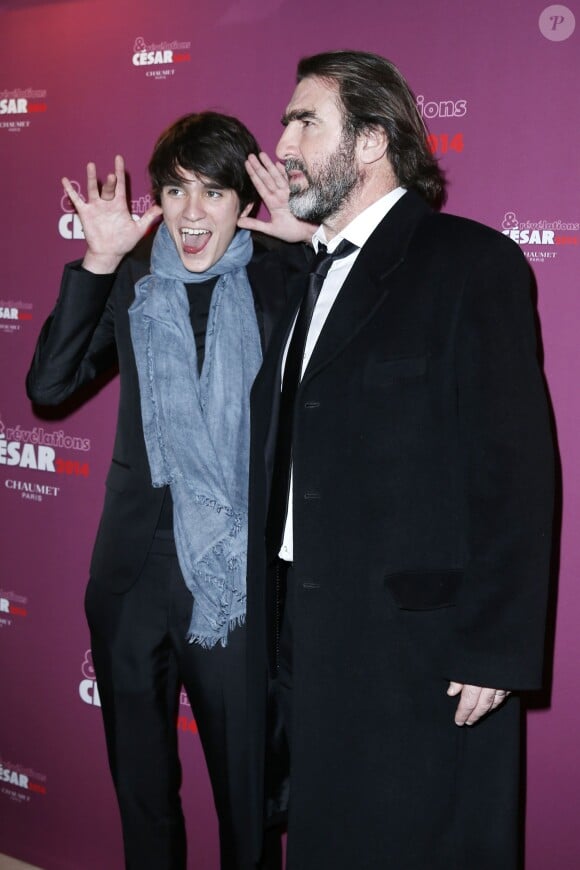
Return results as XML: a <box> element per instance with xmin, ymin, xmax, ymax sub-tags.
<box><xmin>100</xmin><ymin>173</ymin><xmax>117</xmax><ymax>202</ymax></box>
<box><xmin>86</xmin><ymin>162</ymin><xmax>99</xmax><ymax>200</ymax></box>
<box><xmin>245</xmin><ymin>152</ymin><xmax>288</xmax><ymax>197</ymax></box>
<box><xmin>114</xmin><ymin>155</ymin><xmax>126</xmax><ymax>196</ymax></box>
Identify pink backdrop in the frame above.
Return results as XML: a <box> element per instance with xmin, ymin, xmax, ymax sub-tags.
<box><xmin>1</xmin><ymin>1</ymin><xmax>578</xmax><ymax>867</ymax></box>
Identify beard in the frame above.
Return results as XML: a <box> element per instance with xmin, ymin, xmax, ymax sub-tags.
<box><xmin>286</xmin><ymin>132</ymin><xmax>361</xmax><ymax>224</ymax></box>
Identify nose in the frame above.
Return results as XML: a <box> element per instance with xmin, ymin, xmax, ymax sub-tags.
<box><xmin>275</xmin><ymin>124</ymin><xmax>299</xmax><ymax>162</ymax></box>
<box><xmin>183</xmin><ymin>191</ymin><xmax>206</xmax><ymax>222</ymax></box>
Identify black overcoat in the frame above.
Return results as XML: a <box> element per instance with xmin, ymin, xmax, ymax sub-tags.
<box><xmin>246</xmin><ymin>191</ymin><xmax>554</xmax><ymax>869</ymax></box>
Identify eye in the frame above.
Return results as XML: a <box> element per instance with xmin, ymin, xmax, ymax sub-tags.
<box><xmin>164</xmin><ymin>186</ymin><xmax>183</xmax><ymax>197</ymax></box>
<box><xmin>206</xmin><ymin>189</ymin><xmax>223</xmax><ymax>199</ymax></box>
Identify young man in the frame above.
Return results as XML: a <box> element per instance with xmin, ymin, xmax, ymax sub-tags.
<box><xmin>27</xmin><ymin>112</ymin><xmax>299</xmax><ymax>870</ymax></box>
<box><xmin>241</xmin><ymin>51</ymin><xmax>555</xmax><ymax>869</ymax></box>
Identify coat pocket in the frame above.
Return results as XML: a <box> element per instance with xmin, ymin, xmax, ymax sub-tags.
<box><xmin>105</xmin><ymin>458</ymin><xmax>131</xmax><ymax>493</ymax></box>
<box><xmin>364</xmin><ymin>354</ymin><xmax>428</xmax><ymax>387</ymax></box>
<box><xmin>385</xmin><ymin>569</ymin><xmax>461</xmax><ymax>610</ymax></box>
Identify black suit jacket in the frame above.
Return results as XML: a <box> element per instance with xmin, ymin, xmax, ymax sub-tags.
<box><xmin>26</xmin><ymin>235</ymin><xmax>296</xmax><ymax>593</ymax></box>
<box><xmin>246</xmin><ymin>191</ymin><xmax>555</xmax><ymax>868</ymax></box>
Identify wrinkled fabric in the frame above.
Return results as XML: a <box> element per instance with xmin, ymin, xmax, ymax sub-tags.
<box><xmin>129</xmin><ymin>224</ymin><xmax>262</xmax><ymax>647</ymax></box>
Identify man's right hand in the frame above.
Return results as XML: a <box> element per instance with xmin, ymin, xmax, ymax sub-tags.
<box><xmin>62</xmin><ymin>155</ymin><xmax>162</xmax><ymax>275</ymax></box>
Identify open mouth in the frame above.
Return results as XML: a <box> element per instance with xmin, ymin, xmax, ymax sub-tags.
<box><xmin>180</xmin><ymin>227</ymin><xmax>211</xmax><ymax>254</ymax></box>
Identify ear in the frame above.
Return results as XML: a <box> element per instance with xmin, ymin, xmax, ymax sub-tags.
<box><xmin>356</xmin><ymin>125</ymin><xmax>388</xmax><ymax>166</ymax></box>
<box><xmin>239</xmin><ymin>201</ymin><xmax>254</xmax><ymax>219</ymax></box>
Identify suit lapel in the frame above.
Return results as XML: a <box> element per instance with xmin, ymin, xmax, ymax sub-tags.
<box><xmin>251</xmin><ymin>272</ymin><xmax>306</xmax><ymax>477</ymax></box>
<box><xmin>303</xmin><ymin>190</ymin><xmax>432</xmax><ymax>383</ymax></box>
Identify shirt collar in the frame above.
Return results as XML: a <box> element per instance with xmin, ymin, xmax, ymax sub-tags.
<box><xmin>312</xmin><ymin>187</ymin><xmax>407</xmax><ymax>253</ymax></box>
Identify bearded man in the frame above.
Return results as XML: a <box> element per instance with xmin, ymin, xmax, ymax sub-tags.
<box><xmin>240</xmin><ymin>50</ymin><xmax>554</xmax><ymax>870</ymax></box>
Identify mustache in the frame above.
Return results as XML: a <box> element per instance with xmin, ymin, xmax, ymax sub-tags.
<box><xmin>284</xmin><ymin>158</ymin><xmax>310</xmax><ymax>181</ymax></box>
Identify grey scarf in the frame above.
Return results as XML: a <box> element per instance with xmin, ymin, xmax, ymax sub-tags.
<box><xmin>128</xmin><ymin>223</ymin><xmax>262</xmax><ymax>647</ymax></box>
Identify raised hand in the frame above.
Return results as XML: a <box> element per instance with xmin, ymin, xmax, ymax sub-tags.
<box><xmin>62</xmin><ymin>155</ymin><xmax>162</xmax><ymax>274</ymax></box>
<box><xmin>237</xmin><ymin>152</ymin><xmax>316</xmax><ymax>244</ymax></box>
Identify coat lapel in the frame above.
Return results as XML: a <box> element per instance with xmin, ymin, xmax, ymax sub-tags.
<box><xmin>251</xmin><ymin>271</ymin><xmax>306</xmax><ymax>477</ymax></box>
<box><xmin>303</xmin><ymin>190</ymin><xmax>432</xmax><ymax>383</ymax></box>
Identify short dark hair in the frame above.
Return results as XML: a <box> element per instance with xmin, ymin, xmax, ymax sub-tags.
<box><xmin>297</xmin><ymin>51</ymin><xmax>446</xmax><ymax>209</ymax></box>
<box><xmin>148</xmin><ymin>111</ymin><xmax>259</xmax><ymax>212</ymax></box>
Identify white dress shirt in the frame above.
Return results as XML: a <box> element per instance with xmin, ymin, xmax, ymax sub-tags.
<box><xmin>279</xmin><ymin>187</ymin><xmax>407</xmax><ymax>561</ymax></box>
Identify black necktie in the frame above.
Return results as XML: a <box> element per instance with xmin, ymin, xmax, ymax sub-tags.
<box><xmin>266</xmin><ymin>239</ymin><xmax>357</xmax><ymax>558</ymax></box>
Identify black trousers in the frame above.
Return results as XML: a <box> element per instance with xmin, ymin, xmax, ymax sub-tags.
<box><xmin>276</xmin><ymin>561</ymin><xmax>295</xmax><ymax>745</ymax></box>
<box><xmin>85</xmin><ymin>542</ymin><xmax>277</xmax><ymax>870</ymax></box>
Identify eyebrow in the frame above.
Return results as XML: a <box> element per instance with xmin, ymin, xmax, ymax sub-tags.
<box><xmin>281</xmin><ymin>109</ymin><xmax>317</xmax><ymax>126</ymax></box>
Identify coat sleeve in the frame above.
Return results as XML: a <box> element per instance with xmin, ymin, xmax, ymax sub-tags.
<box><xmin>26</xmin><ymin>262</ymin><xmax>118</xmax><ymax>405</ymax></box>
<box><xmin>452</xmin><ymin>234</ymin><xmax>555</xmax><ymax>690</ymax></box>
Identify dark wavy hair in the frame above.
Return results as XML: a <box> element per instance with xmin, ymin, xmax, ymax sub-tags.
<box><xmin>297</xmin><ymin>51</ymin><xmax>446</xmax><ymax>209</ymax></box>
<box><xmin>148</xmin><ymin>111</ymin><xmax>259</xmax><ymax>212</ymax></box>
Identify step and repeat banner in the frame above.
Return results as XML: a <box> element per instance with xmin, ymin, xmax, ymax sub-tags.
<box><xmin>1</xmin><ymin>1</ymin><xmax>578</xmax><ymax>867</ymax></box>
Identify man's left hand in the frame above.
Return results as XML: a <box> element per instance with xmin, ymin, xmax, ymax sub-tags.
<box><xmin>447</xmin><ymin>682</ymin><xmax>511</xmax><ymax>726</ymax></box>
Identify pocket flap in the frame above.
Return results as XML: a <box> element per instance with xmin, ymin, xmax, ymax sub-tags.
<box><xmin>105</xmin><ymin>459</ymin><xmax>130</xmax><ymax>493</ymax></box>
<box><xmin>385</xmin><ymin>569</ymin><xmax>461</xmax><ymax>610</ymax></box>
